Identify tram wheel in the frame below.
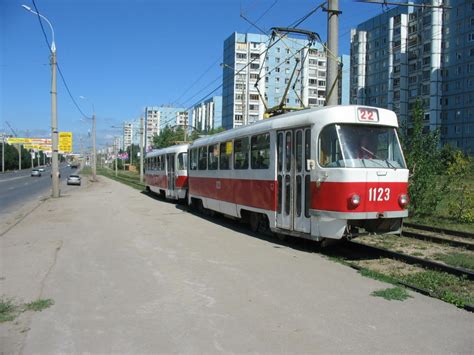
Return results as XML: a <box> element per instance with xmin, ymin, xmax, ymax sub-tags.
<box><xmin>249</xmin><ymin>212</ymin><xmax>260</xmax><ymax>232</ymax></box>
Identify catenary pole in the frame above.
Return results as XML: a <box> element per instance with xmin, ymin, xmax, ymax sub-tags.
<box><xmin>18</xmin><ymin>144</ymin><xmax>22</xmax><ymax>170</ymax></box>
<box><xmin>1</xmin><ymin>134</ymin><xmax>4</xmax><ymax>173</ymax></box>
<box><xmin>325</xmin><ymin>0</ymin><xmax>340</xmax><ymax>106</ymax></box>
<box><xmin>140</xmin><ymin>117</ymin><xmax>144</xmax><ymax>183</ymax></box>
<box><xmin>92</xmin><ymin>112</ymin><xmax>97</xmax><ymax>180</ymax></box>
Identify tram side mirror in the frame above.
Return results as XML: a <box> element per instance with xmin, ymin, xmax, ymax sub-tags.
<box><xmin>306</xmin><ymin>159</ymin><xmax>316</xmax><ymax>170</ymax></box>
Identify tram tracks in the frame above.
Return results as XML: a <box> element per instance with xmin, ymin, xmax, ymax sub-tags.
<box><xmin>334</xmin><ymin>226</ymin><xmax>474</xmax><ymax>311</ymax></box>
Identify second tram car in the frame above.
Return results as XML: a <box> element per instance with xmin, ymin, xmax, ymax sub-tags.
<box><xmin>145</xmin><ymin>144</ymin><xmax>189</xmax><ymax>200</ymax></box>
<box><xmin>187</xmin><ymin>105</ymin><xmax>409</xmax><ymax>240</ymax></box>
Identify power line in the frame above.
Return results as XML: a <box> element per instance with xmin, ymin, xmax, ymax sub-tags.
<box><xmin>31</xmin><ymin>0</ymin><xmax>88</xmax><ymax>120</ymax></box>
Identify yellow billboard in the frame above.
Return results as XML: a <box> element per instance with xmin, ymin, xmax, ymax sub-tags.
<box><xmin>6</xmin><ymin>138</ymin><xmax>32</xmax><ymax>144</ymax></box>
<box><xmin>59</xmin><ymin>132</ymin><xmax>73</xmax><ymax>153</ymax></box>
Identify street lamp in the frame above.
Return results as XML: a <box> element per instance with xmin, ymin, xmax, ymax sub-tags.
<box><xmin>79</xmin><ymin>96</ymin><xmax>97</xmax><ymax>181</ymax></box>
<box><xmin>22</xmin><ymin>4</ymin><xmax>59</xmax><ymax>197</ymax></box>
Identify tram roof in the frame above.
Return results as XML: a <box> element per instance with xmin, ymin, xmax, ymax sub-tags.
<box><xmin>145</xmin><ymin>143</ymin><xmax>189</xmax><ymax>158</ymax></box>
<box><xmin>189</xmin><ymin>105</ymin><xmax>398</xmax><ymax>148</ymax></box>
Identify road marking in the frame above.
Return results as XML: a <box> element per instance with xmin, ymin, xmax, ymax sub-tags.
<box><xmin>0</xmin><ymin>175</ymin><xmax>30</xmax><ymax>183</ymax></box>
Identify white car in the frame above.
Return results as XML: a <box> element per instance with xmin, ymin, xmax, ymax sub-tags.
<box><xmin>66</xmin><ymin>174</ymin><xmax>81</xmax><ymax>186</ymax></box>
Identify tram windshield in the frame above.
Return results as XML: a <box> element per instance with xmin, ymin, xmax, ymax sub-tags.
<box><xmin>318</xmin><ymin>124</ymin><xmax>406</xmax><ymax>169</ymax></box>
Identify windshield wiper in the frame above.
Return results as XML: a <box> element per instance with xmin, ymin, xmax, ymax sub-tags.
<box><xmin>361</xmin><ymin>147</ymin><xmax>397</xmax><ymax>169</ymax></box>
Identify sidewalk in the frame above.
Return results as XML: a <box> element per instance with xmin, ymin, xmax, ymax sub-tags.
<box><xmin>1</xmin><ymin>176</ymin><xmax>473</xmax><ymax>353</ymax></box>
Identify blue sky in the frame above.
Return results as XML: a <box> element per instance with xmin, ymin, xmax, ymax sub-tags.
<box><xmin>1</xmin><ymin>0</ymin><xmax>391</xmax><ymax>149</ymax></box>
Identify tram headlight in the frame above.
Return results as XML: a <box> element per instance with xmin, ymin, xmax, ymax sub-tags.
<box><xmin>398</xmin><ymin>194</ymin><xmax>409</xmax><ymax>209</ymax></box>
<box><xmin>348</xmin><ymin>194</ymin><xmax>361</xmax><ymax>209</ymax></box>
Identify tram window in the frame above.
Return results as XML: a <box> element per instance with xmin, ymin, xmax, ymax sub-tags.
<box><xmin>319</xmin><ymin>125</ymin><xmax>344</xmax><ymax>167</ymax></box>
<box><xmin>305</xmin><ymin>129</ymin><xmax>311</xmax><ymax>172</ymax></box>
<box><xmin>320</xmin><ymin>124</ymin><xmax>406</xmax><ymax>169</ymax></box>
<box><xmin>277</xmin><ymin>133</ymin><xmax>283</xmax><ymax>172</ymax></box>
<box><xmin>220</xmin><ymin>141</ymin><xmax>232</xmax><ymax>170</ymax></box>
<box><xmin>190</xmin><ymin>149</ymin><xmax>198</xmax><ymax>170</ymax></box>
<box><xmin>157</xmin><ymin>156</ymin><xmax>162</xmax><ymax>171</ymax></box>
<box><xmin>208</xmin><ymin>144</ymin><xmax>219</xmax><ymax>170</ymax></box>
<box><xmin>296</xmin><ymin>175</ymin><xmax>302</xmax><ymax>217</ymax></box>
<box><xmin>251</xmin><ymin>133</ymin><xmax>270</xmax><ymax>169</ymax></box>
<box><xmin>296</xmin><ymin>130</ymin><xmax>303</xmax><ymax>172</ymax></box>
<box><xmin>198</xmin><ymin>146</ymin><xmax>207</xmax><ymax>170</ymax></box>
<box><xmin>234</xmin><ymin>137</ymin><xmax>249</xmax><ymax>169</ymax></box>
<box><xmin>285</xmin><ymin>175</ymin><xmax>291</xmax><ymax>215</ymax></box>
<box><xmin>285</xmin><ymin>132</ymin><xmax>292</xmax><ymax>172</ymax></box>
<box><xmin>305</xmin><ymin>175</ymin><xmax>311</xmax><ymax>218</ymax></box>
<box><xmin>177</xmin><ymin>153</ymin><xmax>187</xmax><ymax>171</ymax></box>
<box><xmin>277</xmin><ymin>175</ymin><xmax>282</xmax><ymax>213</ymax></box>
<box><xmin>152</xmin><ymin>157</ymin><xmax>156</xmax><ymax>170</ymax></box>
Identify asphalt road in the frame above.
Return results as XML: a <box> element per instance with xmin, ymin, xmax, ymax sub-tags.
<box><xmin>0</xmin><ymin>164</ymin><xmax>77</xmax><ymax>216</ymax></box>
<box><xmin>1</xmin><ymin>177</ymin><xmax>472</xmax><ymax>353</ymax></box>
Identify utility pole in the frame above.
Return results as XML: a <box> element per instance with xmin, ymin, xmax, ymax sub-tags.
<box><xmin>115</xmin><ymin>137</ymin><xmax>118</xmax><ymax>177</ymax></box>
<box><xmin>140</xmin><ymin>117</ymin><xmax>144</xmax><ymax>183</ymax></box>
<box><xmin>324</xmin><ymin>0</ymin><xmax>340</xmax><ymax>106</ymax></box>
<box><xmin>1</xmin><ymin>134</ymin><xmax>4</xmax><ymax>173</ymax></box>
<box><xmin>51</xmin><ymin>45</ymin><xmax>60</xmax><ymax>197</ymax></box>
<box><xmin>18</xmin><ymin>144</ymin><xmax>22</xmax><ymax>170</ymax></box>
<box><xmin>92</xmin><ymin>112</ymin><xmax>97</xmax><ymax>181</ymax></box>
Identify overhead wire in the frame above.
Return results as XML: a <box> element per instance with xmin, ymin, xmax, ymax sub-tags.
<box><xmin>158</xmin><ymin>1</ymin><xmax>330</xmax><ymax>130</ymax></box>
<box><xmin>31</xmin><ymin>0</ymin><xmax>89</xmax><ymax>120</ymax></box>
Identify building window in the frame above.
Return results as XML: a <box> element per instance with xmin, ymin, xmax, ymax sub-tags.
<box><xmin>236</xmin><ymin>53</ymin><xmax>247</xmax><ymax>60</ymax></box>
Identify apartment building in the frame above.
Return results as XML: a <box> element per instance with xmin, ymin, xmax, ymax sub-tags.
<box><xmin>189</xmin><ymin>96</ymin><xmax>222</xmax><ymax>132</ymax></box>
<box><xmin>123</xmin><ymin>122</ymin><xmax>133</xmax><ymax>150</ymax></box>
<box><xmin>222</xmin><ymin>32</ymin><xmax>348</xmax><ymax>129</ymax></box>
<box><xmin>144</xmin><ymin>106</ymin><xmax>185</xmax><ymax>151</ymax></box>
<box><xmin>350</xmin><ymin>0</ymin><xmax>474</xmax><ymax>153</ymax></box>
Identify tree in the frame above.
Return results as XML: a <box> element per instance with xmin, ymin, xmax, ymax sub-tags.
<box><xmin>442</xmin><ymin>151</ymin><xmax>474</xmax><ymax>223</ymax></box>
<box><xmin>401</xmin><ymin>101</ymin><xmax>442</xmax><ymax>216</ymax></box>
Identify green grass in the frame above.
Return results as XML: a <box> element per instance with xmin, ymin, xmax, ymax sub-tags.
<box><xmin>371</xmin><ymin>287</ymin><xmax>412</xmax><ymax>301</ymax></box>
<box><xmin>97</xmin><ymin>167</ymin><xmax>145</xmax><ymax>190</ymax></box>
<box><xmin>0</xmin><ymin>298</ymin><xmax>17</xmax><ymax>323</ymax></box>
<box><xmin>0</xmin><ymin>298</ymin><xmax>55</xmax><ymax>323</ymax></box>
<box><xmin>358</xmin><ymin>268</ymin><xmax>399</xmax><ymax>285</ymax></box>
<box><xmin>24</xmin><ymin>299</ymin><xmax>54</xmax><ymax>312</ymax></box>
<box><xmin>400</xmin><ymin>271</ymin><xmax>474</xmax><ymax>307</ymax></box>
<box><xmin>434</xmin><ymin>252</ymin><xmax>474</xmax><ymax>271</ymax></box>
<box><xmin>406</xmin><ymin>173</ymin><xmax>474</xmax><ymax>233</ymax></box>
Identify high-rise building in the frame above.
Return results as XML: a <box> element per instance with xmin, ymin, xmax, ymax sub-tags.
<box><xmin>123</xmin><ymin>122</ymin><xmax>133</xmax><ymax>150</ymax></box>
<box><xmin>144</xmin><ymin>106</ymin><xmax>185</xmax><ymax>151</ymax></box>
<box><xmin>350</xmin><ymin>0</ymin><xmax>474</xmax><ymax>153</ymax></box>
<box><xmin>222</xmin><ymin>32</ymin><xmax>349</xmax><ymax>129</ymax></box>
<box><xmin>190</xmin><ymin>96</ymin><xmax>222</xmax><ymax>132</ymax></box>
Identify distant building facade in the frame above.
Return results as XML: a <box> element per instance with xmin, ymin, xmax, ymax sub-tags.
<box><xmin>144</xmin><ymin>106</ymin><xmax>185</xmax><ymax>150</ymax></box>
<box><xmin>222</xmin><ymin>32</ymin><xmax>345</xmax><ymax>129</ymax></box>
<box><xmin>350</xmin><ymin>0</ymin><xmax>474</xmax><ymax>153</ymax></box>
<box><xmin>123</xmin><ymin>122</ymin><xmax>133</xmax><ymax>150</ymax></box>
<box><xmin>190</xmin><ymin>96</ymin><xmax>223</xmax><ymax>132</ymax></box>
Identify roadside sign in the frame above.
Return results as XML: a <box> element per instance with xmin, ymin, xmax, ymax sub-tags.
<box><xmin>59</xmin><ymin>132</ymin><xmax>73</xmax><ymax>153</ymax></box>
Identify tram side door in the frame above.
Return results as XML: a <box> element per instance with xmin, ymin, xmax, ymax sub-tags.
<box><xmin>276</xmin><ymin>130</ymin><xmax>293</xmax><ymax>230</ymax></box>
<box><xmin>167</xmin><ymin>153</ymin><xmax>176</xmax><ymax>192</ymax></box>
<box><xmin>276</xmin><ymin>128</ymin><xmax>311</xmax><ymax>234</ymax></box>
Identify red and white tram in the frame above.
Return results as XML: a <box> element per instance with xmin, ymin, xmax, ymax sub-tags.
<box><xmin>145</xmin><ymin>144</ymin><xmax>189</xmax><ymax>200</ymax></box>
<box><xmin>187</xmin><ymin>105</ymin><xmax>409</xmax><ymax>240</ymax></box>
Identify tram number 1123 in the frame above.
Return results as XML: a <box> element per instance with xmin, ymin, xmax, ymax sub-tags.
<box><xmin>368</xmin><ymin>187</ymin><xmax>390</xmax><ymax>202</ymax></box>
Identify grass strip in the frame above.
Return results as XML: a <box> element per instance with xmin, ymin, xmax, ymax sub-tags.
<box><xmin>0</xmin><ymin>298</ymin><xmax>54</xmax><ymax>323</ymax></box>
<box><xmin>434</xmin><ymin>252</ymin><xmax>474</xmax><ymax>271</ymax></box>
<box><xmin>371</xmin><ymin>287</ymin><xmax>412</xmax><ymax>301</ymax></box>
